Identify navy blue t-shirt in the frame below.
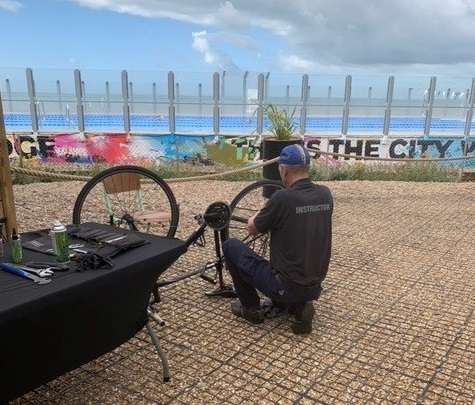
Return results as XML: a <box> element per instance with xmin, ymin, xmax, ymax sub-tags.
<box><xmin>254</xmin><ymin>178</ymin><xmax>333</xmax><ymax>287</ymax></box>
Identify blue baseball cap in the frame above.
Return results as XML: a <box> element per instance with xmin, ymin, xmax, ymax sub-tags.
<box><xmin>279</xmin><ymin>144</ymin><xmax>311</xmax><ymax>166</ymax></box>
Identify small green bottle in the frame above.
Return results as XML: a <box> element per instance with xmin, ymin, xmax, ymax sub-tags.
<box><xmin>50</xmin><ymin>221</ymin><xmax>70</xmax><ymax>264</ymax></box>
<box><xmin>10</xmin><ymin>229</ymin><xmax>23</xmax><ymax>264</ymax></box>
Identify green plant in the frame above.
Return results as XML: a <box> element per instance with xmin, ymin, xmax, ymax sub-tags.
<box><xmin>310</xmin><ymin>160</ymin><xmax>459</xmax><ymax>182</ymax></box>
<box><xmin>264</xmin><ymin>104</ymin><xmax>297</xmax><ymax>140</ymax></box>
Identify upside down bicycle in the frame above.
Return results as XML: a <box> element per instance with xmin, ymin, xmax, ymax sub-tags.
<box><xmin>72</xmin><ymin>165</ymin><xmax>284</xmax><ymax>295</ymax></box>
<box><xmin>71</xmin><ymin>164</ymin><xmax>284</xmax><ymax>382</ymax></box>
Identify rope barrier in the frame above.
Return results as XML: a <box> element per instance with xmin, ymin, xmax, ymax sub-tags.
<box><xmin>10</xmin><ymin>151</ymin><xmax>474</xmax><ymax>183</ymax></box>
<box><xmin>11</xmin><ymin>167</ymin><xmax>91</xmax><ymax>181</ymax></box>
<box><xmin>10</xmin><ymin>157</ymin><xmax>280</xmax><ymax>183</ymax></box>
<box><xmin>167</xmin><ymin>157</ymin><xmax>279</xmax><ymax>183</ymax></box>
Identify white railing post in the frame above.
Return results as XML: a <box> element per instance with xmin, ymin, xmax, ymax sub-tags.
<box><xmin>423</xmin><ymin>77</ymin><xmax>437</xmax><ymax>137</ymax></box>
<box><xmin>300</xmin><ymin>74</ymin><xmax>309</xmax><ymax>135</ymax></box>
<box><xmin>213</xmin><ymin>72</ymin><xmax>220</xmax><ymax>135</ymax></box>
<box><xmin>460</xmin><ymin>78</ymin><xmax>475</xmax><ymax>178</ymax></box>
<box><xmin>463</xmin><ymin>78</ymin><xmax>475</xmax><ymax>144</ymax></box>
<box><xmin>152</xmin><ymin>82</ymin><xmax>157</xmax><ymax>114</ymax></box>
<box><xmin>121</xmin><ymin>70</ymin><xmax>131</xmax><ymax>134</ymax></box>
<box><xmin>105</xmin><ymin>81</ymin><xmax>111</xmax><ymax>114</ymax></box>
<box><xmin>242</xmin><ymin>71</ymin><xmax>248</xmax><ymax>116</ymax></box>
<box><xmin>383</xmin><ymin>76</ymin><xmax>395</xmax><ymax>139</ymax></box>
<box><xmin>5</xmin><ymin>79</ymin><xmax>12</xmax><ymax>113</ymax></box>
<box><xmin>56</xmin><ymin>80</ymin><xmax>63</xmax><ymax>115</ymax></box>
<box><xmin>26</xmin><ymin>68</ymin><xmax>39</xmax><ymax>133</ymax></box>
<box><xmin>73</xmin><ymin>69</ymin><xmax>85</xmax><ymax>133</ymax></box>
<box><xmin>168</xmin><ymin>71</ymin><xmax>175</xmax><ymax>134</ymax></box>
<box><xmin>341</xmin><ymin>75</ymin><xmax>352</xmax><ymax>136</ymax></box>
<box><xmin>257</xmin><ymin>73</ymin><xmax>264</xmax><ymax>134</ymax></box>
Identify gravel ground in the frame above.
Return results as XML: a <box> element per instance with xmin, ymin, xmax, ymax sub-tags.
<box><xmin>11</xmin><ymin>180</ymin><xmax>475</xmax><ymax>405</ymax></box>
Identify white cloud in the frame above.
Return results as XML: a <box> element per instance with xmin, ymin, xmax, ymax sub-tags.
<box><xmin>192</xmin><ymin>30</ymin><xmax>239</xmax><ymax>71</ymax></box>
<box><xmin>192</xmin><ymin>31</ymin><xmax>217</xmax><ymax>65</ymax></box>
<box><xmin>68</xmin><ymin>0</ymin><xmax>475</xmax><ymax>71</ymax></box>
<box><xmin>280</xmin><ymin>54</ymin><xmax>316</xmax><ymax>72</ymax></box>
<box><xmin>0</xmin><ymin>0</ymin><xmax>22</xmax><ymax>12</ymax></box>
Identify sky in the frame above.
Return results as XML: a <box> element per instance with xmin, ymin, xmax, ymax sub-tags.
<box><xmin>1</xmin><ymin>0</ymin><xmax>475</xmax><ymax>93</ymax></box>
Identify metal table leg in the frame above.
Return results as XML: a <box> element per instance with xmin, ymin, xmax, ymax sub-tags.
<box><xmin>148</xmin><ymin>307</ymin><xmax>165</xmax><ymax>326</ymax></box>
<box><xmin>145</xmin><ymin>321</ymin><xmax>170</xmax><ymax>382</ymax></box>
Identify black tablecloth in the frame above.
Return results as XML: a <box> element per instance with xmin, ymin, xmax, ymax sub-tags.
<box><xmin>0</xmin><ymin>223</ymin><xmax>186</xmax><ymax>404</ymax></box>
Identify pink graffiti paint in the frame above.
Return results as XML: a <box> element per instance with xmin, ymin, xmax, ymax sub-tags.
<box><xmin>52</xmin><ymin>133</ymin><xmax>130</xmax><ymax>164</ymax></box>
<box><xmin>84</xmin><ymin>133</ymin><xmax>129</xmax><ymax>164</ymax></box>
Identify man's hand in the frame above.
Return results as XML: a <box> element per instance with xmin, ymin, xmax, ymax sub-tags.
<box><xmin>247</xmin><ymin>213</ymin><xmax>259</xmax><ymax>236</ymax></box>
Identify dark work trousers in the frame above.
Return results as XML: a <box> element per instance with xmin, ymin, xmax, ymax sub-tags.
<box><xmin>222</xmin><ymin>238</ymin><xmax>321</xmax><ymax>310</ymax></box>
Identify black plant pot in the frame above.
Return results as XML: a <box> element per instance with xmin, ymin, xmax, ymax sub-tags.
<box><xmin>262</xmin><ymin>137</ymin><xmax>303</xmax><ymax>198</ymax></box>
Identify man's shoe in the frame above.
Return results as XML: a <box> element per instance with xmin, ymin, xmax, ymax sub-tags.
<box><xmin>261</xmin><ymin>298</ymin><xmax>288</xmax><ymax>319</ymax></box>
<box><xmin>291</xmin><ymin>302</ymin><xmax>315</xmax><ymax>335</ymax></box>
<box><xmin>231</xmin><ymin>301</ymin><xmax>264</xmax><ymax>324</ymax></box>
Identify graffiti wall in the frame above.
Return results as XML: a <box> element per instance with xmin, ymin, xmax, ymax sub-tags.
<box><xmin>5</xmin><ymin>132</ymin><xmax>475</xmax><ymax>168</ymax></box>
<box><xmin>304</xmin><ymin>136</ymin><xmax>475</xmax><ymax>168</ymax></box>
<box><xmin>6</xmin><ymin>133</ymin><xmax>215</xmax><ymax>166</ymax></box>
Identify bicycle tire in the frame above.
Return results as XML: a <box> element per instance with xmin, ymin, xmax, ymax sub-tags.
<box><xmin>229</xmin><ymin>179</ymin><xmax>284</xmax><ymax>212</ymax></box>
<box><xmin>228</xmin><ymin>179</ymin><xmax>284</xmax><ymax>255</ymax></box>
<box><xmin>72</xmin><ymin>165</ymin><xmax>179</xmax><ymax>238</ymax></box>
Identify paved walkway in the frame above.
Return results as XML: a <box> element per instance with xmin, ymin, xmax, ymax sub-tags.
<box><xmin>12</xmin><ymin>180</ymin><xmax>475</xmax><ymax>404</ymax></box>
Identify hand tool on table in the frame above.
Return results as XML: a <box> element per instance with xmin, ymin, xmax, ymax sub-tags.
<box><xmin>24</xmin><ymin>261</ymin><xmax>69</xmax><ymax>272</ymax></box>
<box><xmin>0</xmin><ymin>263</ymin><xmax>51</xmax><ymax>285</ymax></box>
<box><xmin>17</xmin><ymin>265</ymin><xmax>54</xmax><ymax>278</ymax></box>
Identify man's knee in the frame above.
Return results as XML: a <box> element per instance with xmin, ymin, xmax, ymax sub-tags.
<box><xmin>223</xmin><ymin>238</ymin><xmax>245</xmax><ymax>259</ymax></box>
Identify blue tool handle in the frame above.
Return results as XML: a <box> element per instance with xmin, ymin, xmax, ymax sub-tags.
<box><xmin>0</xmin><ymin>263</ymin><xmax>31</xmax><ymax>280</ymax></box>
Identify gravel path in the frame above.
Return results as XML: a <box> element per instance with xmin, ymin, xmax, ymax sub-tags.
<box><xmin>12</xmin><ymin>180</ymin><xmax>475</xmax><ymax>404</ymax></box>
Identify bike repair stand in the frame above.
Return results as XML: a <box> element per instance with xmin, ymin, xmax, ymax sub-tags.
<box><xmin>205</xmin><ymin>228</ymin><xmax>237</xmax><ymax>298</ymax></box>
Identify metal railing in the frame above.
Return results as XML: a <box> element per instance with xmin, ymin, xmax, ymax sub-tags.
<box><xmin>0</xmin><ymin>68</ymin><xmax>474</xmax><ymax>138</ymax></box>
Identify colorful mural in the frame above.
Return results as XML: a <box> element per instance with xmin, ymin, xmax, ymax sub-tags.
<box><xmin>304</xmin><ymin>136</ymin><xmax>475</xmax><ymax>168</ymax></box>
<box><xmin>206</xmin><ymin>137</ymin><xmax>260</xmax><ymax>166</ymax></box>
<box><xmin>6</xmin><ymin>133</ymin><xmax>215</xmax><ymax>166</ymax></box>
<box><xmin>5</xmin><ymin>132</ymin><xmax>474</xmax><ymax>168</ymax></box>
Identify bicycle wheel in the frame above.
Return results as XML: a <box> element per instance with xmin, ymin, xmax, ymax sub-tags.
<box><xmin>73</xmin><ymin>165</ymin><xmax>179</xmax><ymax>238</ymax></box>
<box><xmin>228</xmin><ymin>179</ymin><xmax>284</xmax><ymax>257</ymax></box>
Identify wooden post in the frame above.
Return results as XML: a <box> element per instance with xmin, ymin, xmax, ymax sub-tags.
<box><xmin>0</xmin><ymin>91</ymin><xmax>18</xmax><ymax>239</ymax></box>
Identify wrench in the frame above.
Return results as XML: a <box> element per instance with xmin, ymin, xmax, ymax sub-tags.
<box><xmin>0</xmin><ymin>263</ymin><xmax>51</xmax><ymax>285</ymax></box>
<box><xmin>25</xmin><ymin>262</ymin><xmax>69</xmax><ymax>272</ymax></box>
<box><xmin>18</xmin><ymin>265</ymin><xmax>54</xmax><ymax>278</ymax></box>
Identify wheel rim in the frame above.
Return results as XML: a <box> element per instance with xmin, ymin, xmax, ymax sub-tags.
<box><xmin>74</xmin><ymin>167</ymin><xmax>178</xmax><ymax>238</ymax></box>
<box><xmin>229</xmin><ymin>181</ymin><xmax>284</xmax><ymax>258</ymax></box>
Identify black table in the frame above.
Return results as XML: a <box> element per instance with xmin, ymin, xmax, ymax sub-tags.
<box><xmin>0</xmin><ymin>223</ymin><xmax>186</xmax><ymax>404</ymax></box>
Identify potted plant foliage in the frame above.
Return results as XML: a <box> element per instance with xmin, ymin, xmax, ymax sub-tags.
<box><xmin>262</xmin><ymin>104</ymin><xmax>303</xmax><ymax>186</ymax></box>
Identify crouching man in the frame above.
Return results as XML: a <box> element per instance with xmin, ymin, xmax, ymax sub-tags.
<box><xmin>223</xmin><ymin>144</ymin><xmax>333</xmax><ymax>334</ymax></box>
